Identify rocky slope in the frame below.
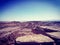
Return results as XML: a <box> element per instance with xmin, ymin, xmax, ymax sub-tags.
<box><xmin>0</xmin><ymin>21</ymin><xmax>60</xmax><ymax>45</ymax></box>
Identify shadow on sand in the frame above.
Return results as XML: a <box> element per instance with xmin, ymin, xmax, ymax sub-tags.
<box><xmin>15</xmin><ymin>42</ymin><xmax>60</xmax><ymax>45</ymax></box>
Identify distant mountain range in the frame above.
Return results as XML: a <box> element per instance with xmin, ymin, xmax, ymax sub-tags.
<box><xmin>0</xmin><ymin>21</ymin><xmax>60</xmax><ymax>29</ymax></box>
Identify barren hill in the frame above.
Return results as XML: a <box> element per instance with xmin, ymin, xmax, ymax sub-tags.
<box><xmin>0</xmin><ymin>21</ymin><xmax>60</xmax><ymax>45</ymax></box>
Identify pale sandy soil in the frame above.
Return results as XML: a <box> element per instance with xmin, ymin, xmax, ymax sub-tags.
<box><xmin>16</xmin><ymin>34</ymin><xmax>54</xmax><ymax>43</ymax></box>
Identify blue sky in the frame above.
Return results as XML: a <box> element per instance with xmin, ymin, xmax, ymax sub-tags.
<box><xmin>0</xmin><ymin>0</ymin><xmax>60</xmax><ymax>21</ymax></box>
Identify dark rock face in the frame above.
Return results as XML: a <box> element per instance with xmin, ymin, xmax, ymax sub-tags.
<box><xmin>0</xmin><ymin>34</ymin><xmax>15</xmax><ymax>45</ymax></box>
<box><xmin>43</xmin><ymin>28</ymin><xmax>59</xmax><ymax>32</ymax></box>
<box><xmin>32</xmin><ymin>27</ymin><xmax>45</xmax><ymax>34</ymax></box>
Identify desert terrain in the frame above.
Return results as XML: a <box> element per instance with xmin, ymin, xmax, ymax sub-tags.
<box><xmin>0</xmin><ymin>21</ymin><xmax>60</xmax><ymax>45</ymax></box>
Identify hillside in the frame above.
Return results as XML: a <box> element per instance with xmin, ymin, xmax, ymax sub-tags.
<box><xmin>0</xmin><ymin>21</ymin><xmax>60</xmax><ymax>45</ymax></box>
